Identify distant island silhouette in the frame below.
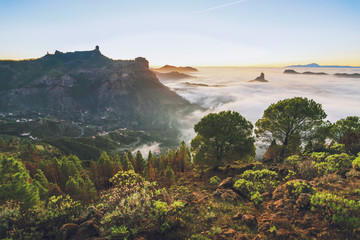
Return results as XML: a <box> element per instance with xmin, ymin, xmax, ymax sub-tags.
<box><xmin>284</xmin><ymin>69</ymin><xmax>327</xmax><ymax>75</ymax></box>
<box><xmin>287</xmin><ymin>63</ymin><xmax>360</xmax><ymax>68</ymax></box>
<box><xmin>284</xmin><ymin>70</ymin><xmax>360</xmax><ymax>78</ymax></box>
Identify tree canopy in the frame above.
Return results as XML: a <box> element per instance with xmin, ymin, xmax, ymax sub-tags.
<box><xmin>331</xmin><ymin>116</ymin><xmax>360</xmax><ymax>155</ymax></box>
<box><xmin>0</xmin><ymin>156</ymin><xmax>40</xmax><ymax>209</ymax></box>
<box><xmin>191</xmin><ymin>111</ymin><xmax>255</xmax><ymax>170</ymax></box>
<box><xmin>255</xmin><ymin>97</ymin><xmax>327</xmax><ymax>160</ymax></box>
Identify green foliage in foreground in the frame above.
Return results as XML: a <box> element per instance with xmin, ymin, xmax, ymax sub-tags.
<box><xmin>352</xmin><ymin>153</ymin><xmax>360</xmax><ymax>171</ymax></box>
<box><xmin>234</xmin><ymin>169</ymin><xmax>278</xmax><ymax>207</ymax></box>
<box><xmin>0</xmin><ymin>156</ymin><xmax>40</xmax><ymax>209</ymax></box>
<box><xmin>0</xmin><ymin>195</ymin><xmax>81</xmax><ymax>239</ymax></box>
<box><xmin>286</xmin><ymin>180</ymin><xmax>316</xmax><ymax>199</ymax></box>
<box><xmin>209</xmin><ymin>176</ymin><xmax>221</xmax><ymax>186</ymax></box>
<box><xmin>101</xmin><ymin>170</ymin><xmax>185</xmax><ymax>239</ymax></box>
<box><xmin>311</xmin><ymin>192</ymin><xmax>360</xmax><ymax>229</ymax></box>
<box><xmin>312</xmin><ymin>152</ymin><xmax>353</xmax><ymax>176</ymax></box>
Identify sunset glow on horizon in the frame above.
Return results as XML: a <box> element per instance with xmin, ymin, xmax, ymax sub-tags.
<box><xmin>1</xmin><ymin>0</ymin><xmax>359</xmax><ymax>67</ymax></box>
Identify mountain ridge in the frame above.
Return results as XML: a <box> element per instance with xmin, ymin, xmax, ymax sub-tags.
<box><xmin>0</xmin><ymin>46</ymin><xmax>196</xmax><ymax>133</ymax></box>
<box><xmin>287</xmin><ymin>63</ymin><xmax>360</xmax><ymax>68</ymax></box>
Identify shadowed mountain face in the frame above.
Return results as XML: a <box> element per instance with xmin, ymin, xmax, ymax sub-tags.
<box><xmin>0</xmin><ymin>47</ymin><xmax>195</xmax><ymax>132</ymax></box>
<box><xmin>153</xmin><ymin>71</ymin><xmax>195</xmax><ymax>81</ymax></box>
<box><xmin>153</xmin><ymin>65</ymin><xmax>198</xmax><ymax>73</ymax></box>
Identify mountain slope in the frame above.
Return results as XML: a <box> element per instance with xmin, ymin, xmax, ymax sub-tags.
<box><xmin>0</xmin><ymin>46</ymin><xmax>195</xmax><ymax>132</ymax></box>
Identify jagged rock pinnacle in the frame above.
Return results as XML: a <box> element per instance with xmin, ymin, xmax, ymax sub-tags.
<box><xmin>249</xmin><ymin>72</ymin><xmax>268</xmax><ymax>82</ymax></box>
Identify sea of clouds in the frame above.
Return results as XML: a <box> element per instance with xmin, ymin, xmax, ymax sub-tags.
<box><xmin>161</xmin><ymin>67</ymin><xmax>360</xmax><ymax>149</ymax></box>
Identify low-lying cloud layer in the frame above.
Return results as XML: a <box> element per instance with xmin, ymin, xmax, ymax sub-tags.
<box><xmin>162</xmin><ymin>67</ymin><xmax>360</xmax><ymax>146</ymax></box>
<box><xmin>132</xmin><ymin>142</ymin><xmax>160</xmax><ymax>159</ymax></box>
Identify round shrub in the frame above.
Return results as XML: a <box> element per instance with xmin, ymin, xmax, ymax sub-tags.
<box><xmin>209</xmin><ymin>176</ymin><xmax>221</xmax><ymax>186</ymax></box>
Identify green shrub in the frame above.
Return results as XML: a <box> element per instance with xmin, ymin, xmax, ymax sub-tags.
<box><xmin>310</xmin><ymin>152</ymin><xmax>328</xmax><ymax>163</ymax></box>
<box><xmin>110</xmin><ymin>170</ymin><xmax>145</xmax><ymax>189</ymax></box>
<box><xmin>0</xmin><ymin>195</ymin><xmax>82</xmax><ymax>239</ymax></box>
<box><xmin>311</xmin><ymin>153</ymin><xmax>353</xmax><ymax>176</ymax></box>
<box><xmin>171</xmin><ymin>200</ymin><xmax>185</xmax><ymax>216</ymax></box>
<box><xmin>234</xmin><ymin>169</ymin><xmax>278</xmax><ymax>207</ymax></box>
<box><xmin>101</xmin><ymin>170</ymin><xmax>185</xmax><ymax>238</ymax></box>
<box><xmin>329</xmin><ymin>143</ymin><xmax>346</xmax><ymax>154</ymax></box>
<box><xmin>321</xmin><ymin>153</ymin><xmax>353</xmax><ymax>175</ymax></box>
<box><xmin>286</xmin><ymin>180</ymin><xmax>315</xmax><ymax>199</ymax></box>
<box><xmin>109</xmin><ymin>225</ymin><xmax>129</xmax><ymax>240</ymax></box>
<box><xmin>250</xmin><ymin>191</ymin><xmax>263</xmax><ymax>208</ymax></box>
<box><xmin>209</xmin><ymin>226</ymin><xmax>222</xmax><ymax>235</ymax></box>
<box><xmin>284</xmin><ymin>170</ymin><xmax>296</xmax><ymax>180</ymax></box>
<box><xmin>209</xmin><ymin>176</ymin><xmax>221</xmax><ymax>186</ymax></box>
<box><xmin>269</xmin><ymin>225</ymin><xmax>277</xmax><ymax>234</ymax></box>
<box><xmin>0</xmin><ymin>201</ymin><xmax>22</xmax><ymax>238</ymax></box>
<box><xmin>188</xmin><ymin>233</ymin><xmax>211</xmax><ymax>240</ymax></box>
<box><xmin>284</xmin><ymin>155</ymin><xmax>302</xmax><ymax>166</ymax></box>
<box><xmin>311</xmin><ymin>192</ymin><xmax>360</xmax><ymax>229</ymax></box>
<box><xmin>234</xmin><ymin>169</ymin><xmax>279</xmax><ymax>194</ymax></box>
<box><xmin>352</xmin><ymin>153</ymin><xmax>360</xmax><ymax>171</ymax></box>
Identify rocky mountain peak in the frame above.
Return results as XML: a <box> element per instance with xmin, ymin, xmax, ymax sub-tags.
<box><xmin>0</xmin><ymin>48</ymin><xmax>196</xmax><ymax>133</ymax></box>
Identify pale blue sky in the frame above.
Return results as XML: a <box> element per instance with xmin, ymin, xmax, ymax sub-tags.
<box><xmin>1</xmin><ymin>0</ymin><xmax>359</xmax><ymax>66</ymax></box>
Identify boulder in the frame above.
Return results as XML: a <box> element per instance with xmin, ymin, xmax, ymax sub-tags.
<box><xmin>222</xmin><ymin>228</ymin><xmax>236</xmax><ymax>236</ymax></box>
<box><xmin>242</xmin><ymin>214</ymin><xmax>257</xmax><ymax>227</ymax></box>
<box><xmin>59</xmin><ymin>223</ymin><xmax>79</xmax><ymax>240</ymax></box>
<box><xmin>232</xmin><ymin>212</ymin><xmax>243</xmax><ymax>220</ymax></box>
<box><xmin>213</xmin><ymin>188</ymin><xmax>241</xmax><ymax>201</ymax></box>
<box><xmin>276</xmin><ymin>228</ymin><xmax>293</xmax><ymax>239</ymax></box>
<box><xmin>217</xmin><ymin>177</ymin><xmax>234</xmax><ymax>189</ymax></box>
<box><xmin>296</xmin><ymin>193</ymin><xmax>312</xmax><ymax>210</ymax></box>
<box><xmin>77</xmin><ymin>206</ymin><xmax>99</xmax><ymax>224</ymax></box>
<box><xmin>74</xmin><ymin>220</ymin><xmax>101</xmax><ymax>240</ymax></box>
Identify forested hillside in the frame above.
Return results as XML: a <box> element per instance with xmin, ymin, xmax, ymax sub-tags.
<box><xmin>0</xmin><ymin>47</ymin><xmax>195</xmax><ymax>133</ymax></box>
<box><xmin>1</xmin><ymin>97</ymin><xmax>360</xmax><ymax>240</ymax></box>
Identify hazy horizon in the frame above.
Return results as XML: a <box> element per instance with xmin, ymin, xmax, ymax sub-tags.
<box><xmin>158</xmin><ymin>66</ymin><xmax>360</xmax><ymax>148</ymax></box>
<box><xmin>1</xmin><ymin>48</ymin><xmax>359</xmax><ymax>68</ymax></box>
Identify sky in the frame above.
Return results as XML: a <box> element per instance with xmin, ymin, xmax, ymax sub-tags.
<box><xmin>0</xmin><ymin>0</ymin><xmax>359</xmax><ymax>66</ymax></box>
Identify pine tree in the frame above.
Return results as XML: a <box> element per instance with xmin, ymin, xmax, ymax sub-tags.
<box><xmin>0</xmin><ymin>156</ymin><xmax>40</xmax><ymax>209</ymax></box>
<box><xmin>127</xmin><ymin>150</ymin><xmax>136</xmax><ymax>169</ymax></box>
<box><xmin>144</xmin><ymin>161</ymin><xmax>155</xmax><ymax>181</ymax></box>
<box><xmin>97</xmin><ymin>151</ymin><xmax>114</xmax><ymax>189</ymax></box>
<box><xmin>165</xmin><ymin>164</ymin><xmax>175</xmax><ymax>187</ymax></box>
<box><xmin>112</xmin><ymin>152</ymin><xmax>121</xmax><ymax>164</ymax></box>
<box><xmin>159</xmin><ymin>154</ymin><xmax>168</xmax><ymax>173</ymax></box>
<box><xmin>84</xmin><ymin>175</ymin><xmax>97</xmax><ymax>201</ymax></box>
<box><xmin>122</xmin><ymin>154</ymin><xmax>134</xmax><ymax>171</ymax></box>
<box><xmin>135</xmin><ymin>150</ymin><xmax>146</xmax><ymax>174</ymax></box>
<box><xmin>34</xmin><ymin>169</ymin><xmax>49</xmax><ymax>199</ymax></box>
<box><xmin>178</xmin><ymin>141</ymin><xmax>192</xmax><ymax>173</ymax></box>
<box><xmin>112</xmin><ymin>152</ymin><xmax>123</xmax><ymax>174</ymax></box>
<box><xmin>147</xmin><ymin>150</ymin><xmax>153</xmax><ymax>163</ymax></box>
<box><xmin>0</xmin><ymin>137</ymin><xmax>7</xmax><ymax>150</ymax></box>
<box><xmin>60</xmin><ymin>156</ymin><xmax>80</xmax><ymax>187</ymax></box>
<box><xmin>65</xmin><ymin>176</ymin><xmax>80</xmax><ymax>197</ymax></box>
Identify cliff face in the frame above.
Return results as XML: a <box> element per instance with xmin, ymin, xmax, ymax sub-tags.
<box><xmin>0</xmin><ymin>47</ymin><xmax>194</xmax><ymax>132</ymax></box>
